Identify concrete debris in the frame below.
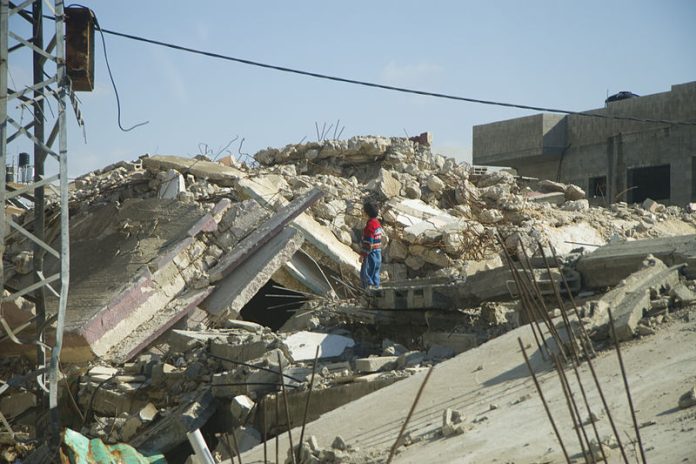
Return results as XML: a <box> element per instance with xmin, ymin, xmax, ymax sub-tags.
<box><xmin>678</xmin><ymin>386</ymin><xmax>696</xmax><ymax>409</ymax></box>
<box><xmin>3</xmin><ymin>133</ymin><xmax>696</xmax><ymax>461</ymax></box>
<box><xmin>587</xmin><ymin>256</ymin><xmax>680</xmax><ymax>341</ymax></box>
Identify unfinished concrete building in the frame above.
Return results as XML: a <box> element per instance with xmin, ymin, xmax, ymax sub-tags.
<box><xmin>472</xmin><ymin>81</ymin><xmax>696</xmax><ymax>206</ymax></box>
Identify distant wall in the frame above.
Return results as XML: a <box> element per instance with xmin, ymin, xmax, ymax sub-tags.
<box><xmin>472</xmin><ymin>81</ymin><xmax>696</xmax><ymax>205</ymax></box>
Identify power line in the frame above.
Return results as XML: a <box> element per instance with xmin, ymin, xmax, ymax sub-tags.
<box><xmin>96</xmin><ymin>26</ymin><xmax>696</xmax><ymax>127</ymax></box>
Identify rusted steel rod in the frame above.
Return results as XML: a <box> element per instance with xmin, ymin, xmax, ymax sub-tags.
<box><xmin>274</xmin><ymin>397</ymin><xmax>280</xmax><ymax>464</ymax></box>
<box><xmin>277</xmin><ymin>352</ymin><xmax>296</xmax><ymax>464</ymax></box>
<box><xmin>497</xmin><ymin>234</ymin><xmax>548</xmax><ymax>358</ymax></box>
<box><xmin>386</xmin><ymin>366</ymin><xmax>435</xmax><ymax>464</ymax></box>
<box><xmin>229</xmin><ymin>427</ymin><xmax>244</xmax><ymax>464</ymax></box>
<box><xmin>262</xmin><ymin>398</ymin><xmax>268</xmax><ymax>464</ymax></box>
<box><xmin>537</xmin><ymin>242</ymin><xmax>581</xmax><ymax>364</ymax></box>
<box><xmin>548</xmin><ymin>244</ymin><xmax>596</xmax><ymax>357</ymax></box>
<box><xmin>570</xmin><ymin>357</ymin><xmax>607</xmax><ymax>463</ymax></box>
<box><xmin>552</xmin><ymin>354</ymin><xmax>593</xmax><ymax>464</ymax></box>
<box><xmin>297</xmin><ymin>346</ymin><xmax>320</xmax><ymax>462</ymax></box>
<box><xmin>574</xmin><ymin>332</ymin><xmax>629</xmax><ymax>463</ymax></box>
<box><xmin>608</xmin><ymin>309</ymin><xmax>647</xmax><ymax>464</ymax></box>
<box><xmin>518</xmin><ymin>241</ymin><xmax>569</xmax><ymax>362</ymax></box>
<box><xmin>518</xmin><ymin>338</ymin><xmax>571</xmax><ymax>464</ymax></box>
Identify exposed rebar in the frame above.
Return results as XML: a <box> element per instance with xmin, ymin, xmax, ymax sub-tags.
<box><xmin>297</xmin><ymin>346</ymin><xmax>320</xmax><ymax>462</ymax></box>
<box><xmin>386</xmin><ymin>366</ymin><xmax>435</xmax><ymax>464</ymax></box>
<box><xmin>277</xmin><ymin>352</ymin><xmax>296</xmax><ymax>464</ymax></box>
<box><xmin>608</xmin><ymin>309</ymin><xmax>647</xmax><ymax>464</ymax></box>
<box><xmin>552</xmin><ymin>354</ymin><xmax>593</xmax><ymax>464</ymax></box>
<box><xmin>518</xmin><ymin>338</ymin><xmax>571</xmax><ymax>463</ymax></box>
<box><xmin>548</xmin><ymin>243</ymin><xmax>596</xmax><ymax>357</ymax></box>
<box><xmin>496</xmin><ymin>233</ymin><xmax>547</xmax><ymax>358</ymax></box>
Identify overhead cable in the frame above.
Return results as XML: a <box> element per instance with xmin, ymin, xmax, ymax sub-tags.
<box><xmin>97</xmin><ymin>27</ymin><xmax>696</xmax><ymax>127</ymax></box>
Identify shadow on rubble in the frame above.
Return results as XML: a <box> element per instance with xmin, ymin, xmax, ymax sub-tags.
<box><xmin>240</xmin><ymin>279</ymin><xmax>307</xmax><ymax>331</ymax></box>
<box><xmin>482</xmin><ymin>334</ymin><xmax>558</xmax><ymax>387</ymax></box>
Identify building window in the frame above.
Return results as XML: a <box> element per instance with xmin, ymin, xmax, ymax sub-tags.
<box><xmin>588</xmin><ymin>176</ymin><xmax>607</xmax><ymax>200</ymax></box>
<box><xmin>626</xmin><ymin>164</ymin><xmax>670</xmax><ymax>204</ymax></box>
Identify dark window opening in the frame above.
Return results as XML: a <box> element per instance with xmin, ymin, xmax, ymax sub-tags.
<box><xmin>240</xmin><ymin>279</ymin><xmax>307</xmax><ymax>331</ymax></box>
<box><xmin>626</xmin><ymin>164</ymin><xmax>670</xmax><ymax>204</ymax></box>
<box><xmin>588</xmin><ymin>176</ymin><xmax>607</xmax><ymax>199</ymax></box>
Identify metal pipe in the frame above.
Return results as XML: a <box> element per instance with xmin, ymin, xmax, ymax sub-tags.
<box><xmin>518</xmin><ymin>338</ymin><xmax>571</xmax><ymax>463</ymax></box>
<box><xmin>186</xmin><ymin>429</ymin><xmax>216</xmax><ymax>464</ymax></box>
<box><xmin>608</xmin><ymin>309</ymin><xmax>647</xmax><ymax>464</ymax></box>
<box><xmin>386</xmin><ymin>366</ymin><xmax>434</xmax><ymax>464</ymax></box>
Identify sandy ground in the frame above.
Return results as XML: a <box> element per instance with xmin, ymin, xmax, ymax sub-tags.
<box><xmin>242</xmin><ymin>307</ymin><xmax>696</xmax><ymax>463</ymax></box>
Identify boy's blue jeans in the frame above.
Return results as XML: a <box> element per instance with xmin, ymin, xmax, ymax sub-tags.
<box><xmin>360</xmin><ymin>249</ymin><xmax>381</xmax><ymax>288</ymax></box>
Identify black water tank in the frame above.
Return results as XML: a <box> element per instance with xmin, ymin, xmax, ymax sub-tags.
<box><xmin>18</xmin><ymin>152</ymin><xmax>30</xmax><ymax>167</ymax></box>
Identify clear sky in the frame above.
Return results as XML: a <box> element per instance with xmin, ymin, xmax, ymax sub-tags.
<box><xmin>7</xmin><ymin>0</ymin><xmax>696</xmax><ymax>177</ymax></box>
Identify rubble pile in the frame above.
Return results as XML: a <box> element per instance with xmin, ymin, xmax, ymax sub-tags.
<box><xmin>2</xmin><ymin>133</ymin><xmax>696</xmax><ymax>463</ymax></box>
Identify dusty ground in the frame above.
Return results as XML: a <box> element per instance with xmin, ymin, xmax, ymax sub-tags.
<box><xmin>242</xmin><ymin>307</ymin><xmax>696</xmax><ymax>463</ymax></box>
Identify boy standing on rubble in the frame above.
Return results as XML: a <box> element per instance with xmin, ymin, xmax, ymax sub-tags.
<box><xmin>360</xmin><ymin>200</ymin><xmax>383</xmax><ymax>288</ymax></box>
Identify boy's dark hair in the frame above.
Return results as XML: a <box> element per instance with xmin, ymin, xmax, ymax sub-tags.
<box><xmin>363</xmin><ymin>200</ymin><xmax>379</xmax><ymax>219</ymax></box>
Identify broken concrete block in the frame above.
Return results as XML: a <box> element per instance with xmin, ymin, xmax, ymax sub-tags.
<box><xmin>131</xmin><ymin>389</ymin><xmax>217</xmax><ymax>455</ymax></box>
<box><xmin>0</xmin><ymin>391</ymin><xmax>36</xmax><ymax>418</ymax></box>
<box><xmin>590</xmin><ymin>257</ymin><xmax>680</xmax><ymax>341</ymax></box>
<box><xmin>564</xmin><ymin>184</ymin><xmax>586</xmax><ymax>201</ymax></box>
<box><xmin>210</xmin><ymin>339</ymin><xmax>268</xmax><ymax>367</ymax></box>
<box><xmin>538</xmin><ymin>179</ymin><xmax>567</xmax><ymax>193</ymax></box>
<box><xmin>422</xmin><ymin>332</ymin><xmax>477</xmax><ymax>354</ymax></box>
<box><xmin>561</xmin><ymin>199</ymin><xmax>589</xmax><ymax>211</ymax></box>
<box><xmin>426</xmin><ymin>175</ymin><xmax>446</xmax><ymax>194</ymax></box>
<box><xmin>670</xmin><ymin>283</ymin><xmax>696</xmax><ymax>306</ymax></box>
<box><xmin>354</xmin><ymin>356</ymin><xmax>398</xmax><ymax>373</ymax></box>
<box><xmin>480</xmin><ymin>209</ymin><xmax>503</xmax><ymax>223</ymax></box>
<box><xmin>230</xmin><ymin>395</ymin><xmax>255</xmax><ymax>425</ymax></box>
<box><xmin>397</xmin><ymin>351</ymin><xmax>426</xmax><ymax>369</ymax></box>
<box><xmin>368</xmin><ymin>168</ymin><xmax>401</xmax><ymax>200</ymax></box>
<box><xmin>427</xmin><ymin>345</ymin><xmax>455</xmax><ymax>360</ymax></box>
<box><xmin>139</xmin><ymin>403</ymin><xmax>159</xmax><ymax>422</ymax></box>
<box><xmin>158</xmin><ymin>169</ymin><xmax>186</xmax><ymax>200</ymax></box>
<box><xmin>527</xmin><ymin>191</ymin><xmax>566</xmax><ymax>205</ymax></box>
<box><xmin>143</xmin><ymin>155</ymin><xmax>245</xmax><ymax>187</ymax></box>
<box><xmin>642</xmin><ymin>198</ymin><xmax>665</xmax><ymax>213</ymax></box>
<box><xmin>678</xmin><ymin>386</ymin><xmax>696</xmax><ymax>409</ymax></box>
<box><xmin>331</xmin><ymin>435</ymin><xmax>347</xmax><ymax>451</ymax></box>
<box><xmin>283</xmin><ymin>331</ymin><xmax>355</xmax><ymax>362</ymax></box>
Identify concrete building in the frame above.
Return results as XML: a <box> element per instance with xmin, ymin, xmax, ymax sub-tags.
<box><xmin>473</xmin><ymin>81</ymin><xmax>696</xmax><ymax>205</ymax></box>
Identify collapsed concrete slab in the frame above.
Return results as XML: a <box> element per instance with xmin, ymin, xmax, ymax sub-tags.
<box><xmin>41</xmin><ymin>198</ymin><xmax>219</xmax><ymax>362</ymax></box>
<box><xmin>577</xmin><ymin>234</ymin><xmax>696</xmax><ymax>289</ymax></box>
<box><xmin>202</xmin><ymin>228</ymin><xmax>304</xmax><ymax>319</ymax></box>
<box><xmin>236</xmin><ymin>176</ymin><xmax>361</xmax><ymax>278</ymax></box>
<box><xmin>142</xmin><ymin>154</ymin><xmax>246</xmax><ymax>187</ymax></box>
<box><xmin>589</xmin><ymin>256</ymin><xmax>681</xmax><ymax>341</ymax></box>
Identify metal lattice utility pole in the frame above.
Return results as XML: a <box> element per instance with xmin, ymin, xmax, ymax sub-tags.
<box><xmin>1</xmin><ymin>0</ymin><xmax>70</xmax><ymax>448</ymax></box>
